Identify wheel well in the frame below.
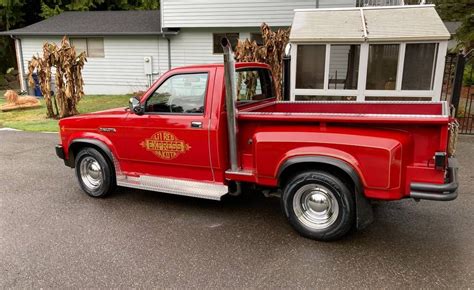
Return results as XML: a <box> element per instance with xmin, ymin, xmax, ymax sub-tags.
<box><xmin>68</xmin><ymin>142</ymin><xmax>114</xmax><ymax>170</ymax></box>
<box><xmin>278</xmin><ymin>162</ymin><xmax>356</xmax><ymax>192</ymax></box>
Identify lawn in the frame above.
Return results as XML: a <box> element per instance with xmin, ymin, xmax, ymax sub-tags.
<box><xmin>0</xmin><ymin>94</ymin><xmax>131</xmax><ymax>132</ymax></box>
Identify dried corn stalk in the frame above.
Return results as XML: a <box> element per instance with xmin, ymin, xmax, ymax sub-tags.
<box><xmin>235</xmin><ymin>23</ymin><xmax>290</xmax><ymax>100</ymax></box>
<box><xmin>28</xmin><ymin>36</ymin><xmax>87</xmax><ymax>119</ymax></box>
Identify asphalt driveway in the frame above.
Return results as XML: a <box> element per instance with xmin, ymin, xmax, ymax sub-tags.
<box><xmin>1</xmin><ymin>130</ymin><xmax>473</xmax><ymax>287</ymax></box>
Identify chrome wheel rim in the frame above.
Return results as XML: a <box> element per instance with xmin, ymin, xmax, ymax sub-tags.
<box><xmin>293</xmin><ymin>184</ymin><xmax>339</xmax><ymax>230</ymax></box>
<box><xmin>79</xmin><ymin>156</ymin><xmax>103</xmax><ymax>191</ymax></box>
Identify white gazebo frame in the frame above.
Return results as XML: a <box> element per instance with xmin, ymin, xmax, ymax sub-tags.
<box><xmin>289</xmin><ymin>5</ymin><xmax>450</xmax><ymax>102</ymax></box>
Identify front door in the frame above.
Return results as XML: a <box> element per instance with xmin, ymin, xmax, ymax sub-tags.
<box><xmin>116</xmin><ymin>68</ymin><xmax>215</xmax><ymax>182</ymax></box>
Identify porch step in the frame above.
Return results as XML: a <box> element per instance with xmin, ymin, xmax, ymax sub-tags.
<box><xmin>117</xmin><ymin>175</ymin><xmax>228</xmax><ymax>201</ymax></box>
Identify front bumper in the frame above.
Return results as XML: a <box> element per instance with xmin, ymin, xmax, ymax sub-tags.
<box><xmin>55</xmin><ymin>144</ymin><xmax>65</xmax><ymax>160</ymax></box>
<box><xmin>410</xmin><ymin>157</ymin><xmax>459</xmax><ymax>201</ymax></box>
<box><xmin>55</xmin><ymin>144</ymin><xmax>74</xmax><ymax>167</ymax></box>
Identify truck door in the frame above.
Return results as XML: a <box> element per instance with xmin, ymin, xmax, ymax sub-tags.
<box><xmin>118</xmin><ymin>68</ymin><xmax>215</xmax><ymax>182</ymax></box>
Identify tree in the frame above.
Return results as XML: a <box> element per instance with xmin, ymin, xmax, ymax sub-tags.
<box><xmin>433</xmin><ymin>0</ymin><xmax>474</xmax><ymax>49</ymax></box>
<box><xmin>28</xmin><ymin>37</ymin><xmax>87</xmax><ymax>118</ymax></box>
<box><xmin>39</xmin><ymin>0</ymin><xmax>159</xmax><ymax>18</ymax></box>
<box><xmin>234</xmin><ymin>23</ymin><xmax>290</xmax><ymax>100</ymax></box>
<box><xmin>0</xmin><ymin>0</ymin><xmax>25</xmax><ymax>31</ymax></box>
<box><xmin>0</xmin><ymin>0</ymin><xmax>26</xmax><ymax>72</ymax></box>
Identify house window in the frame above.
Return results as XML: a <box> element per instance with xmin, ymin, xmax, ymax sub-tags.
<box><xmin>250</xmin><ymin>33</ymin><xmax>264</xmax><ymax>46</ymax></box>
<box><xmin>213</xmin><ymin>33</ymin><xmax>239</xmax><ymax>54</ymax></box>
<box><xmin>329</xmin><ymin>45</ymin><xmax>360</xmax><ymax>90</ymax></box>
<box><xmin>296</xmin><ymin>45</ymin><xmax>326</xmax><ymax>89</ymax></box>
<box><xmin>70</xmin><ymin>37</ymin><xmax>104</xmax><ymax>58</ymax></box>
<box><xmin>402</xmin><ymin>43</ymin><xmax>437</xmax><ymax>90</ymax></box>
<box><xmin>366</xmin><ymin>44</ymin><xmax>399</xmax><ymax>90</ymax></box>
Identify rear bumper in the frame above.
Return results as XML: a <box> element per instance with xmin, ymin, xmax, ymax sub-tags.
<box><xmin>410</xmin><ymin>158</ymin><xmax>459</xmax><ymax>201</ymax></box>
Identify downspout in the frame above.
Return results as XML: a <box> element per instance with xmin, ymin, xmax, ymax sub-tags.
<box><xmin>282</xmin><ymin>44</ymin><xmax>292</xmax><ymax>101</ymax></box>
<box><xmin>166</xmin><ymin>36</ymin><xmax>171</xmax><ymax>70</ymax></box>
<box><xmin>159</xmin><ymin>7</ymin><xmax>172</xmax><ymax>71</ymax></box>
<box><xmin>158</xmin><ymin>34</ymin><xmax>172</xmax><ymax>71</ymax></box>
<box><xmin>11</xmin><ymin>35</ymin><xmax>27</xmax><ymax>93</ymax></box>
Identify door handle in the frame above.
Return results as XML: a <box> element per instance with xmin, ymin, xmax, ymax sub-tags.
<box><xmin>191</xmin><ymin>121</ymin><xmax>203</xmax><ymax>128</ymax></box>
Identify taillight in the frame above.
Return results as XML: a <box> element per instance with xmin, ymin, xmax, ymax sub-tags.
<box><xmin>434</xmin><ymin>152</ymin><xmax>447</xmax><ymax>171</ymax></box>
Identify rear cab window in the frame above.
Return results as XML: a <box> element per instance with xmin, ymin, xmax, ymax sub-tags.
<box><xmin>236</xmin><ymin>67</ymin><xmax>275</xmax><ymax>105</ymax></box>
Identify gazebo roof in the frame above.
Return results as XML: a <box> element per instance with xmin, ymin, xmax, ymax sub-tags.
<box><xmin>290</xmin><ymin>5</ymin><xmax>450</xmax><ymax>43</ymax></box>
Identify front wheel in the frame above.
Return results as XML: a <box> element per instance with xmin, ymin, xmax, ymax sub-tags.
<box><xmin>75</xmin><ymin>147</ymin><xmax>116</xmax><ymax>197</ymax></box>
<box><xmin>281</xmin><ymin>171</ymin><xmax>355</xmax><ymax>241</ymax></box>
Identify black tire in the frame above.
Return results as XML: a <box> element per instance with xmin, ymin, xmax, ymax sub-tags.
<box><xmin>74</xmin><ymin>147</ymin><xmax>116</xmax><ymax>198</ymax></box>
<box><xmin>281</xmin><ymin>170</ymin><xmax>355</xmax><ymax>241</ymax></box>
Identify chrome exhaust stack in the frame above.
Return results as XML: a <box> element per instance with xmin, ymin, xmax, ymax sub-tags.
<box><xmin>221</xmin><ymin>37</ymin><xmax>239</xmax><ymax>172</ymax></box>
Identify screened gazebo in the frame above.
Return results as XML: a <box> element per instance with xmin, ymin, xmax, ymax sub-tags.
<box><xmin>289</xmin><ymin>5</ymin><xmax>450</xmax><ymax>101</ymax></box>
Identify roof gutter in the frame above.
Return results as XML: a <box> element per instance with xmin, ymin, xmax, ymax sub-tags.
<box><xmin>0</xmin><ymin>31</ymin><xmax>180</xmax><ymax>37</ymax></box>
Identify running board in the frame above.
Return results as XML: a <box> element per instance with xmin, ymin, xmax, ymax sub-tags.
<box><xmin>116</xmin><ymin>175</ymin><xmax>228</xmax><ymax>201</ymax></box>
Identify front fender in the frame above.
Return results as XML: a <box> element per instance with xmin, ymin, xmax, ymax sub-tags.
<box><xmin>64</xmin><ymin>132</ymin><xmax>118</xmax><ymax>168</ymax></box>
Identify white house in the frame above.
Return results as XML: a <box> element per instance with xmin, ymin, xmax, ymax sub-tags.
<box><xmin>1</xmin><ymin>0</ymin><xmax>357</xmax><ymax>95</ymax></box>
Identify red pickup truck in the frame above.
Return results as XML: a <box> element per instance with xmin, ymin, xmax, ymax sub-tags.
<box><xmin>56</xmin><ymin>41</ymin><xmax>458</xmax><ymax>241</ymax></box>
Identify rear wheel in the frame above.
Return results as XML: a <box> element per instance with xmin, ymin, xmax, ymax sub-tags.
<box><xmin>75</xmin><ymin>147</ymin><xmax>116</xmax><ymax>197</ymax></box>
<box><xmin>281</xmin><ymin>170</ymin><xmax>355</xmax><ymax>241</ymax></box>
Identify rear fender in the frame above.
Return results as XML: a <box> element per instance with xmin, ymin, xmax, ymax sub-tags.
<box><xmin>253</xmin><ymin>131</ymin><xmax>403</xmax><ymax>191</ymax></box>
<box><xmin>275</xmin><ymin>147</ymin><xmax>366</xmax><ymax>187</ymax></box>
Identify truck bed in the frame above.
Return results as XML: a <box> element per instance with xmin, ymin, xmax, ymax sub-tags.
<box><xmin>238</xmin><ymin>101</ymin><xmax>450</xmax><ymax>124</ymax></box>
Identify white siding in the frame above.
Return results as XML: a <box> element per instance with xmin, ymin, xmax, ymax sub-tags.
<box><xmin>161</xmin><ymin>0</ymin><xmax>356</xmax><ymax>28</ymax></box>
<box><xmin>162</xmin><ymin>28</ymin><xmax>260</xmax><ymax>70</ymax></box>
<box><xmin>20</xmin><ymin>36</ymin><xmax>163</xmax><ymax>95</ymax></box>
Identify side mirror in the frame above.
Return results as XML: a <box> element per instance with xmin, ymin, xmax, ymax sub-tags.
<box><xmin>129</xmin><ymin>96</ymin><xmax>144</xmax><ymax>115</ymax></box>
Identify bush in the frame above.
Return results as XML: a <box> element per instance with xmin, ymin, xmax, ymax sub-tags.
<box><xmin>28</xmin><ymin>37</ymin><xmax>87</xmax><ymax>119</ymax></box>
<box><xmin>0</xmin><ymin>75</ymin><xmax>8</xmax><ymax>87</ymax></box>
<box><xmin>464</xmin><ymin>63</ymin><xmax>473</xmax><ymax>86</ymax></box>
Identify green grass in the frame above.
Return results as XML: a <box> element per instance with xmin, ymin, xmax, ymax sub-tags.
<box><xmin>0</xmin><ymin>94</ymin><xmax>131</xmax><ymax>132</ymax></box>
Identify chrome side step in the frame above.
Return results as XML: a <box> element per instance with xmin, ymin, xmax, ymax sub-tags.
<box><xmin>116</xmin><ymin>174</ymin><xmax>228</xmax><ymax>201</ymax></box>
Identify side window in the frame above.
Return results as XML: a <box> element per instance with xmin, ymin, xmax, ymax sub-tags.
<box><xmin>145</xmin><ymin>73</ymin><xmax>208</xmax><ymax>114</ymax></box>
<box><xmin>236</xmin><ymin>68</ymin><xmax>274</xmax><ymax>102</ymax></box>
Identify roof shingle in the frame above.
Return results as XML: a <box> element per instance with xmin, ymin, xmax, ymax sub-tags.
<box><xmin>0</xmin><ymin>10</ymin><xmax>176</xmax><ymax>36</ymax></box>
